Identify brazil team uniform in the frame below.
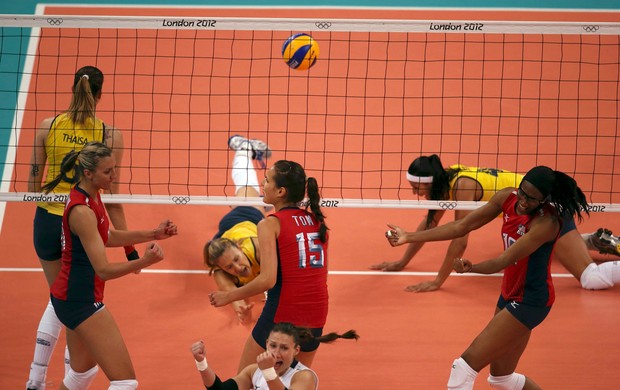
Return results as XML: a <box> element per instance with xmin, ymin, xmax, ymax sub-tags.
<box><xmin>51</xmin><ymin>186</ymin><xmax>109</xmax><ymax>330</ymax></box>
<box><xmin>448</xmin><ymin>164</ymin><xmax>523</xmax><ymax>201</ymax></box>
<box><xmin>252</xmin><ymin>207</ymin><xmax>329</xmax><ymax>352</ymax></box>
<box><xmin>33</xmin><ymin>113</ymin><xmax>106</xmax><ymax>260</ymax></box>
<box><xmin>250</xmin><ymin>360</ymin><xmax>318</xmax><ymax>389</ymax></box>
<box><xmin>497</xmin><ymin>191</ymin><xmax>557</xmax><ymax>329</ymax></box>
<box><xmin>213</xmin><ymin>206</ymin><xmax>264</xmax><ymax>286</ymax></box>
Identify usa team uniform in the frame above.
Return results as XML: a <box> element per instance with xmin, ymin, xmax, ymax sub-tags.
<box><xmin>51</xmin><ymin>186</ymin><xmax>109</xmax><ymax>329</ymax></box>
<box><xmin>252</xmin><ymin>207</ymin><xmax>329</xmax><ymax>352</ymax></box>
<box><xmin>497</xmin><ymin>192</ymin><xmax>558</xmax><ymax>329</ymax></box>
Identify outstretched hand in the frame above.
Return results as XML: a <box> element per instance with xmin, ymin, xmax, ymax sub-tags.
<box><xmin>404</xmin><ymin>280</ymin><xmax>442</xmax><ymax>293</ymax></box>
<box><xmin>154</xmin><ymin>220</ymin><xmax>178</xmax><ymax>240</ymax></box>
<box><xmin>369</xmin><ymin>261</ymin><xmax>405</xmax><ymax>272</ymax></box>
<box><xmin>232</xmin><ymin>300</ymin><xmax>254</xmax><ymax>324</ymax></box>
<box><xmin>385</xmin><ymin>224</ymin><xmax>408</xmax><ymax>247</ymax></box>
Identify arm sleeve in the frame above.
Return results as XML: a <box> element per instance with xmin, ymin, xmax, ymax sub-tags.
<box><xmin>206</xmin><ymin>375</ymin><xmax>239</xmax><ymax>390</ymax></box>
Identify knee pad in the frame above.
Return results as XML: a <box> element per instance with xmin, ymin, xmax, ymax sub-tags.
<box><xmin>580</xmin><ymin>263</ymin><xmax>614</xmax><ymax>290</ymax></box>
<box><xmin>448</xmin><ymin>357</ymin><xmax>478</xmax><ymax>389</ymax></box>
<box><xmin>63</xmin><ymin>365</ymin><xmax>99</xmax><ymax>390</ymax></box>
<box><xmin>109</xmin><ymin>379</ymin><xmax>138</xmax><ymax>389</ymax></box>
<box><xmin>488</xmin><ymin>373</ymin><xmax>526</xmax><ymax>390</ymax></box>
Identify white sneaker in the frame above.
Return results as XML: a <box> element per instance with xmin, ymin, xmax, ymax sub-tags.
<box><xmin>228</xmin><ymin>135</ymin><xmax>272</xmax><ymax>167</ymax></box>
<box><xmin>587</xmin><ymin>228</ymin><xmax>620</xmax><ymax>257</ymax></box>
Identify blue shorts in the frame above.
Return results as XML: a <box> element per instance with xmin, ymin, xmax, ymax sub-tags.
<box><xmin>51</xmin><ymin>295</ymin><xmax>105</xmax><ymax>330</ymax></box>
<box><xmin>560</xmin><ymin>213</ymin><xmax>577</xmax><ymax>237</ymax></box>
<box><xmin>33</xmin><ymin>207</ymin><xmax>62</xmax><ymax>261</ymax></box>
<box><xmin>213</xmin><ymin>206</ymin><xmax>264</xmax><ymax>239</ymax></box>
<box><xmin>497</xmin><ymin>295</ymin><xmax>551</xmax><ymax>330</ymax></box>
<box><xmin>252</xmin><ymin>313</ymin><xmax>323</xmax><ymax>352</ymax></box>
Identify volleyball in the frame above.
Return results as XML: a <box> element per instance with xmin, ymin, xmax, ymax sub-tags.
<box><xmin>282</xmin><ymin>33</ymin><xmax>319</xmax><ymax>71</ymax></box>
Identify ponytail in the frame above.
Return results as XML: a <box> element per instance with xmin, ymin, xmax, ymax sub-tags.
<box><xmin>306</xmin><ymin>177</ymin><xmax>328</xmax><ymax>243</ymax></box>
<box><xmin>41</xmin><ymin>150</ymin><xmax>80</xmax><ymax>194</ymax></box>
<box><xmin>270</xmin><ymin>322</ymin><xmax>359</xmax><ymax>347</ymax></box>
<box><xmin>549</xmin><ymin>171</ymin><xmax>590</xmax><ymax>222</ymax></box>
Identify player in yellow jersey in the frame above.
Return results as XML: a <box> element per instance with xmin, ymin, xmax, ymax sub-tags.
<box><xmin>371</xmin><ymin>154</ymin><xmax>620</xmax><ymax>292</ymax></box>
<box><xmin>203</xmin><ymin>135</ymin><xmax>272</xmax><ymax>324</ymax></box>
<box><xmin>26</xmin><ymin>66</ymin><xmax>136</xmax><ymax>390</ymax></box>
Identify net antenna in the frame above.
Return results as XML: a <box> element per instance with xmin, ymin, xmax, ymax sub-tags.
<box><xmin>1</xmin><ymin>14</ymin><xmax>619</xmax><ymax>211</ymax></box>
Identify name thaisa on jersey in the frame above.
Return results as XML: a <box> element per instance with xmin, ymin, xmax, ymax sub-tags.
<box><xmin>292</xmin><ymin>215</ymin><xmax>314</xmax><ymax>226</ymax></box>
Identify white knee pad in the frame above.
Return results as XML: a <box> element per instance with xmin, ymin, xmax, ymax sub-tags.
<box><xmin>448</xmin><ymin>357</ymin><xmax>478</xmax><ymax>390</ymax></box>
<box><xmin>63</xmin><ymin>365</ymin><xmax>99</xmax><ymax>390</ymax></box>
<box><xmin>39</xmin><ymin>300</ymin><xmax>63</xmax><ymax>336</ymax></box>
<box><xmin>109</xmin><ymin>379</ymin><xmax>138</xmax><ymax>389</ymax></box>
<box><xmin>580</xmin><ymin>263</ymin><xmax>614</xmax><ymax>290</ymax></box>
<box><xmin>488</xmin><ymin>373</ymin><xmax>526</xmax><ymax>390</ymax></box>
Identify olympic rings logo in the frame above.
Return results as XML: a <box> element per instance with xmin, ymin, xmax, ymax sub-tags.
<box><xmin>582</xmin><ymin>25</ymin><xmax>599</xmax><ymax>33</ymax></box>
<box><xmin>172</xmin><ymin>196</ymin><xmax>190</xmax><ymax>205</ymax></box>
<box><xmin>438</xmin><ymin>201</ymin><xmax>457</xmax><ymax>210</ymax></box>
<box><xmin>315</xmin><ymin>22</ymin><xmax>332</xmax><ymax>30</ymax></box>
<box><xmin>46</xmin><ymin>18</ymin><xmax>63</xmax><ymax>26</ymax></box>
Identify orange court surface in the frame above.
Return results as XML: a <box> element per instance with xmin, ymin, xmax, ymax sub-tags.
<box><xmin>1</xmin><ymin>5</ymin><xmax>620</xmax><ymax>389</ymax></box>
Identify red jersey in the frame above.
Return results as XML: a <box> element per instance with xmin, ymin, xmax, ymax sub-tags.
<box><xmin>51</xmin><ymin>186</ymin><xmax>109</xmax><ymax>302</ymax></box>
<box><xmin>500</xmin><ymin>192</ymin><xmax>557</xmax><ymax>307</ymax></box>
<box><xmin>266</xmin><ymin>207</ymin><xmax>329</xmax><ymax>328</ymax></box>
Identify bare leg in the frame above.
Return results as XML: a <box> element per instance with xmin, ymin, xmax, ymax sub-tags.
<box><xmin>237</xmin><ymin>335</ymin><xmax>266</xmax><ymax>373</ymax></box>
<box><xmin>553</xmin><ymin>230</ymin><xmax>592</xmax><ymax>281</ymax></box>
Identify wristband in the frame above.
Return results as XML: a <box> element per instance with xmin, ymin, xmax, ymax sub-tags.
<box><xmin>124</xmin><ymin>246</ymin><xmax>139</xmax><ymax>261</ymax></box>
<box><xmin>261</xmin><ymin>367</ymin><xmax>278</xmax><ymax>381</ymax></box>
<box><xmin>195</xmin><ymin>358</ymin><xmax>208</xmax><ymax>371</ymax></box>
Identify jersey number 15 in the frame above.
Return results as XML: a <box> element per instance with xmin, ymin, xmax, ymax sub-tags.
<box><xmin>296</xmin><ymin>232</ymin><xmax>325</xmax><ymax>269</ymax></box>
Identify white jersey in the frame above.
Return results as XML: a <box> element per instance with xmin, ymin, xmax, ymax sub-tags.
<box><xmin>251</xmin><ymin>360</ymin><xmax>318</xmax><ymax>389</ymax></box>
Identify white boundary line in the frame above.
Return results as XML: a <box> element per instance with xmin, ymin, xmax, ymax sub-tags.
<box><xmin>0</xmin><ymin>267</ymin><xmax>575</xmax><ymax>278</ymax></box>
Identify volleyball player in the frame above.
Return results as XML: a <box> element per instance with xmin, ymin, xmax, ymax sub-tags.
<box><xmin>190</xmin><ymin>323</ymin><xmax>357</xmax><ymax>390</ymax></box>
<box><xmin>46</xmin><ymin>141</ymin><xmax>177</xmax><ymax>390</ymax></box>
<box><xmin>386</xmin><ymin>166</ymin><xmax>588</xmax><ymax>389</ymax></box>
<box><xmin>26</xmin><ymin>66</ymin><xmax>137</xmax><ymax>390</ymax></box>
<box><xmin>371</xmin><ymin>154</ymin><xmax>620</xmax><ymax>292</ymax></box>
<box><xmin>203</xmin><ymin>135</ymin><xmax>272</xmax><ymax>324</ymax></box>
<box><xmin>209</xmin><ymin>160</ymin><xmax>329</xmax><ymax>372</ymax></box>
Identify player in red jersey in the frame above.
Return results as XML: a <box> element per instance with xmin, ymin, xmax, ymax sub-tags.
<box><xmin>45</xmin><ymin>141</ymin><xmax>177</xmax><ymax>390</ymax></box>
<box><xmin>387</xmin><ymin>166</ymin><xmax>589</xmax><ymax>390</ymax></box>
<box><xmin>209</xmin><ymin>160</ymin><xmax>329</xmax><ymax>372</ymax></box>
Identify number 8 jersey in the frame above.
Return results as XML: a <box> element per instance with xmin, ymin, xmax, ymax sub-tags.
<box><xmin>268</xmin><ymin>207</ymin><xmax>329</xmax><ymax>328</ymax></box>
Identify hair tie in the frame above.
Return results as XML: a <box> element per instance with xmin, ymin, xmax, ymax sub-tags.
<box><xmin>81</xmin><ymin>74</ymin><xmax>89</xmax><ymax>80</ymax></box>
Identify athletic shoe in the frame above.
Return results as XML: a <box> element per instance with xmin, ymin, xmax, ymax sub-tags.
<box><xmin>587</xmin><ymin>228</ymin><xmax>620</xmax><ymax>257</ymax></box>
<box><xmin>228</xmin><ymin>134</ymin><xmax>272</xmax><ymax>167</ymax></box>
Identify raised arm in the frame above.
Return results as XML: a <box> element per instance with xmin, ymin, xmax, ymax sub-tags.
<box><xmin>210</xmin><ymin>217</ymin><xmax>278</xmax><ymax>307</ymax></box>
<box><xmin>190</xmin><ymin>340</ymin><xmax>254</xmax><ymax>389</ymax></box>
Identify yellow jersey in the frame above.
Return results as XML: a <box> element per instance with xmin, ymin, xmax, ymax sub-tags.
<box><xmin>221</xmin><ymin>221</ymin><xmax>261</xmax><ymax>286</ymax></box>
<box><xmin>448</xmin><ymin>164</ymin><xmax>523</xmax><ymax>201</ymax></box>
<box><xmin>38</xmin><ymin>113</ymin><xmax>105</xmax><ymax>215</ymax></box>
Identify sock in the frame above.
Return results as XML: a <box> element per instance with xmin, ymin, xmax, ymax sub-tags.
<box><xmin>65</xmin><ymin>345</ymin><xmax>71</xmax><ymax>376</ymax></box>
<box><xmin>448</xmin><ymin>357</ymin><xmax>478</xmax><ymax>390</ymax></box>
<box><xmin>232</xmin><ymin>150</ymin><xmax>260</xmax><ymax>194</ymax></box>
<box><xmin>27</xmin><ymin>300</ymin><xmax>63</xmax><ymax>387</ymax></box>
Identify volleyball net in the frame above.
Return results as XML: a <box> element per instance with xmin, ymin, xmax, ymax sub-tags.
<box><xmin>0</xmin><ymin>14</ymin><xmax>619</xmax><ymax>210</ymax></box>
